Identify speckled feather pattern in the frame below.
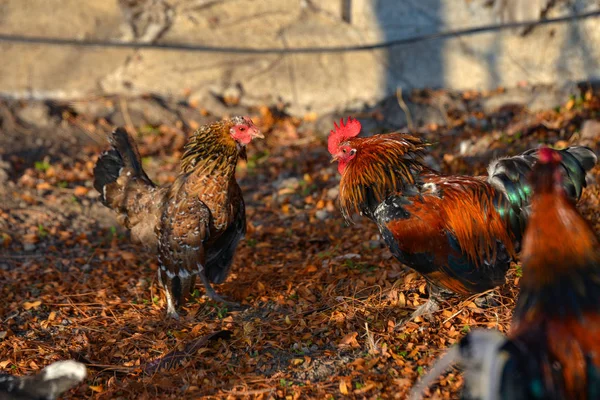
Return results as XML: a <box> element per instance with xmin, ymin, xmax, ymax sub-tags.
<box><xmin>94</xmin><ymin>121</ymin><xmax>247</xmax><ymax>317</ymax></box>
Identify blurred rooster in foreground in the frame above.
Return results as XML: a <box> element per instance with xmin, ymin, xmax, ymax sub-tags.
<box><xmin>410</xmin><ymin>147</ymin><xmax>600</xmax><ymax>399</ymax></box>
<box><xmin>329</xmin><ymin>117</ymin><xmax>597</xmax><ymax>318</ymax></box>
<box><xmin>0</xmin><ymin>360</ymin><xmax>86</xmax><ymax>400</ymax></box>
<box><xmin>94</xmin><ymin>117</ymin><xmax>263</xmax><ymax>318</ymax></box>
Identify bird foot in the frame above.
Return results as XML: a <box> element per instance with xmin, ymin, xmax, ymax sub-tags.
<box><xmin>474</xmin><ymin>293</ymin><xmax>499</xmax><ymax>309</ymax></box>
<box><xmin>411</xmin><ymin>299</ymin><xmax>440</xmax><ymax>322</ymax></box>
<box><xmin>395</xmin><ymin>299</ymin><xmax>440</xmax><ymax>329</ymax></box>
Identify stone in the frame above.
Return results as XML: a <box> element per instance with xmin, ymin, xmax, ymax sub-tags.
<box><xmin>16</xmin><ymin>103</ymin><xmax>56</xmax><ymax>128</ymax></box>
<box><xmin>579</xmin><ymin>119</ymin><xmax>600</xmax><ymax>147</ymax></box>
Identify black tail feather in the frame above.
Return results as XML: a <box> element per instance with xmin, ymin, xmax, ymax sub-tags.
<box><xmin>93</xmin><ymin>149</ymin><xmax>123</xmax><ymax>204</ymax></box>
<box><xmin>93</xmin><ymin>127</ymin><xmax>153</xmax><ymax>204</ymax></box>
<box><xmin>107</xmin><ymin>127</ymin><xmax>148</xmax><ymax>179</ymax></box>
<box><xmin>488</xmin><ymin>145</ymin><xmax>597</xmax><ymax>241</ymax></box>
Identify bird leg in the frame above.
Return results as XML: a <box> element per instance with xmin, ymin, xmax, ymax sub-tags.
<box><xmin>411</xmin><ymin>283</ymin><xmax>453</xmax><ymax>322</ymax></box>
<box><xmin>411</xmin><ymin>297</ymin><xmax>440</xmax><ymax>322</ymax></box>
<box><xmin>157</xmin><ymin>268</ymin><xmax>180</xmax><ymax>319</ymax></box>
<box><xmin>474</xmin><ymin>292</ymin><xmax>499</xmax><ymax>309</ymax></box>
<box><xmin>197</xmin><ymin>268</ymin><xmax>239</xmax><ymax>307</ymax></box>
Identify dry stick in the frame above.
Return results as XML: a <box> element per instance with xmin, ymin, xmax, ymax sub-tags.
<box><xmin>120</xmin><ymin>98</ymin><xmax>136</xmax><ymax>136</ymax></box>
<box><xmin>143</xmin><ymin>330</ymin><xmax>232</xmax><ymax>375</ymax></box>
<box><xmin>396</xmin><ymin>87</ymin><xmax>413</xmax><ymax>131</ymax></box>
<box><xmin>223</xmin><ymin>388</ymin><xmax>275</xmax><ymax>396</ymax></box>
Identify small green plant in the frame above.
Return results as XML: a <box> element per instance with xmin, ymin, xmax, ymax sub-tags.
<box><xmin>246</xmin><ymin>150</ymin><xmax>270</xmax><ymax>172</ymax></box>
<box><xmin>279</xmin><ymin>378</ymin><xmax>292</xmax><ymax>387</ymax></box>
<box><xmin>355</xmin><ymin>382</ymin><xmax>364</xmax><ymax>390</ymax></box>
<box><xmin>417</xmin><ymin>366</ymin><xmax>425</xmax><ymax>376</ymax></box>
<box><xmin>246</xmin><ymin>238</ymin><xmax>257</xmax><ymax>248</ymax></box>
<box><xmin>398</xmin><ymin>350</ymin><xmax>408</xmax><ymax>358</ymax></box>
<box><xmin>57</xmin><ymin>181</ymin><xmax>68</xmax><ymax>188</ymax></box>
<box><xmin>191</xmin><ymin>289</ymin><xmax>201</xmax><ymax>298</ymax></box>
<box><xmin>37</xmin><ymin>224</ymin><xmax>48</xmax><ymax>238</ymax></box>
<box><xmin>152</xmin><ymin>296</ymin><xmax>160</xmax><ymax>305</ymax></box>
<box><xmin>140</xmin><ymin>125</ymin><xmax>161</xmax><ymax>135</ymax></box>
<box><xmin>344</xmin><ymin>260</ymin><xmax>378</xmax><ymax>273</ymax></box>
<box><xmin>515</xmin><ymin>264</ymin><xmax>523</xmax><ymax>277</ymax></box>
<box><xmin>461</xmin><ymin>325</ymin><xmax>471</xmax><ymax>334</ymax></box>
<box><xmin>34</xmin><ymin>160</ymin><xmax>51</xmax><ymax>172</ymax></box>
<box><xmin>216</xmin><ymin>305</ymin><xmax>229</xmax><ymax>319</ymax></box>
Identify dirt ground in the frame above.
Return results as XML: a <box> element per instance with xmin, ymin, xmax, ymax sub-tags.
<box><xmin>1</xmin><ymin>90</ymin><xmax>599</xmax><ymax>399</ymax></box>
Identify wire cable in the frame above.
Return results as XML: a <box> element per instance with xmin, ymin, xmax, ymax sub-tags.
<box><xmin>0</xmin><ymin>9</ymin><xmax>598</xmax><ymax>54</ymax></box>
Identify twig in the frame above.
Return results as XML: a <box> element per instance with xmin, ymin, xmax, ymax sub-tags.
<box><xmin>120</xmin><ymin>98</ymin><xmax>136</xmax><ymax>135</ymax></box>
<box><xmin>396</xmin><ymin>87</ymin><xmax>413</xmax><ymax>130</ymax></box>
<box><xmin>143</xmin><ymin>330</ymin><xmax>232</xmax><ymax>374</ymax></box>
<box><xmin>223</xmin><ymin>388</ymin><xmax>275</xmax><ymax>396</ymax></box>
<box><xmin>441</xmin><ymin>308</ymin><xmax>463</xmax><ymax>324</ymax></box>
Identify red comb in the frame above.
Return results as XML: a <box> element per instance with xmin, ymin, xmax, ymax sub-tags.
<box><xmin>327</xmin><ymin>117</ymin><xmax>362</xmax><ymax>155</ymax></box>
<box><xmin>538</xmin><ymin>147</ymin><xmax>562</xmax><ymax>164</ymax></box>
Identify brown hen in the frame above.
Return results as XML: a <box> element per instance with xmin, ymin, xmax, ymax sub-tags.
<box><xmin>93</xmin><ymin>117</ymin><xmax>263</xmax><ymax>318</ymax></box>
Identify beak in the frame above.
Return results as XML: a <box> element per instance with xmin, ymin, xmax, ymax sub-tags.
<box><xmin>330</xmin><ymin>155</ymin><xmax>339</xmax><ymax>163</ymax></box>
<box><xmin>251</xmin><ymin>128</ymin><xmax>264</xmax><ymax>139</ymax></box>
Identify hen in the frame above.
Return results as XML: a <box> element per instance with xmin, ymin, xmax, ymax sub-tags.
<box><xmin>0</xmin><ymin>360</ymin><xmax>86</xmax><ymax>400</ymax></box>
<box><xmin>93</xmin><ymin>117</ymin><xmax>263</xmax><ymax>318</ymax></box>
<box><xmin>328</xmin><ymin>117</ymin><xmax>597</xmax><ymax>318</ymax></box>
<box><xmin>409</xmin><ymin>147</ymin><xmax>600</xmax><ymax>399</ymax></box>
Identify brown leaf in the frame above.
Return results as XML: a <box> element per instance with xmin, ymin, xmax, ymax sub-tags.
<box><xmin>339</xmin><ymin>332</ymin><xmax>360</xmax><ymax>348</ymax></box>
<box><xmin>339</xmin><ymin>378</ymin><xmax>350</xmax><ymax>395</ymax></box>
<box><xmin>23</xmin><ymin>300</ymin><xmax>42</xmax><ymax>310</ymax></box>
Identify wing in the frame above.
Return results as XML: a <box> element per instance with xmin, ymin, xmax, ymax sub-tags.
<box><xmin>204</xmin><ymin>182</ymin><xmax>247</xmax><ymax>284</ymax></box>
<box><xmin>157</xmin><ymin>183</ymin><xmax>211</xmax><ymax>280</ymax></box>
<box><xmin>375</xmin><ymin>176</ymin><xmax>514</xmax><ymax>294</ymax></box>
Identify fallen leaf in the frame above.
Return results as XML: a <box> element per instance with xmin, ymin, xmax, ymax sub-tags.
<box><xmin>23</xmin><ymin>300</ymin><xmax>42</xmax><ymax>310</ymax></box>
<box><xmin>339</xmin><ymin>332</ymin><xmax>360</xmax><ymax>348</ymax></box>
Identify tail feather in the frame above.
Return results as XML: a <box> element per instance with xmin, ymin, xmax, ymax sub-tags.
<box><xmin>487</xmin><ymin>145</ymin><xmax>597</xmax><ymax>242</ymax></box>
<box><xmin>93</xmin><ymin>128</ymin><xmax>155</xmax><ymax>206</ymax></box>
<box><xmin>107</xmin><ymin>127</ymin><xmax>149</xmax><ymax>180</ymax></box>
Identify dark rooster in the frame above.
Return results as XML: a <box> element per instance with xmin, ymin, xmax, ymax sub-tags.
<box><xmin>94</xmin><ymin>117</ymin><xmax>263</xmax><ymax>318</ymax></box>
<box><xmin>409</xmin><ymin>147</ymin><xmax>600</xmax><ymax>399</ymax></box>
<box><xmin>328</xmin><ymin>117</ymin><xmax>597</xmax><ymax>318</ymax></box>
<box><xmin>0</xmin><ymin>360</ymin><xmax>86</xmax><ymax>400</ymax></box>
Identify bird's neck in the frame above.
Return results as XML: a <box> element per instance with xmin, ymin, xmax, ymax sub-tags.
<box><xmin>179</xmin><ymin>130</ymin><xmax>241</xmax><ymax>231</ymax></box>
<box><xmin>339</xmin><ymin>160</ymin><xmax>427</xmax><ymax>221</ymax></box>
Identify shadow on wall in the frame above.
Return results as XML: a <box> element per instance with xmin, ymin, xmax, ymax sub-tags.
<box><xmin>374</xmin><ymin>0</ymin><xmax>445</xmax><ymax>93</ymax></box>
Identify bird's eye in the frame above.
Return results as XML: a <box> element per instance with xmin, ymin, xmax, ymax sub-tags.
<box><xmin>350</xmin><ymin>149</ymin><xmax>356</xmax><ymax>155</ymax></box>
<box><xmin>239</xmin><ymin>127</ymin><xmax>245</xmax><ymax>131</ymax></box>
<box><xmin>342</xmin><ymin>148</ymin><xmax>347</xmax><ymax>153</ymax></box>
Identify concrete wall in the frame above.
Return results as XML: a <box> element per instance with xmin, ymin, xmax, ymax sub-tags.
<box><xmin>0</xmin><ymin>0</ymin><xmax>599</xmax><ymax>116</ymax></box>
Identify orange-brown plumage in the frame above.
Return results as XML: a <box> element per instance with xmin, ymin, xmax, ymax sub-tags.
<box><xmin>328</xmin><ymin>117</ymin><xmax>597</xmax><ymax>318</ymax></box>
<box><xmin>410</xmin><ymin>147</ymin><xmax>599</xmax><ymax>399</ymax></box>
<box><xmin>506</xmin><ymin>147</ymin><xmax>600</xmax><ymax>399</ymax></box>
<box><xmin>338</xmin><ymin>134</ymin><xmax>429</xmax><ymax>220</ymax></box>
<box><xmin>94</xmin><ymin>117</ymin><xmax>263</xmax><ymax>318</ymax></box>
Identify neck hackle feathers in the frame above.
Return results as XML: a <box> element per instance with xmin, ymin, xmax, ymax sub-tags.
<box><xmin>180</xmin><ymin>118</ymin><xmax>243</xmax><ymax>174</ymax></box>
<box><xmin>328</xmin><ymin>117</ymin><xmax>362</xmax><ymax>155</ymax></box>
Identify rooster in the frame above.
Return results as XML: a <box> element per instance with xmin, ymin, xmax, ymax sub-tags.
<box><xmin>0</xmin><ymin>360</ymin><xmax>86</xmax><ymax>400</ymax></box>
<box><xmin>93</xmin><ymin>117</ymin><xmax>263</xmax><ymax>318</ymax></box>
<box><xmin>328</xmin><ymin>117</ymin><xmax>597</xmax><ymax>318</ymax></box>
<box><xmin>409</xmin><ymin>147</ymin><xmax>600</xmax><ymax>399</ymax></box>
